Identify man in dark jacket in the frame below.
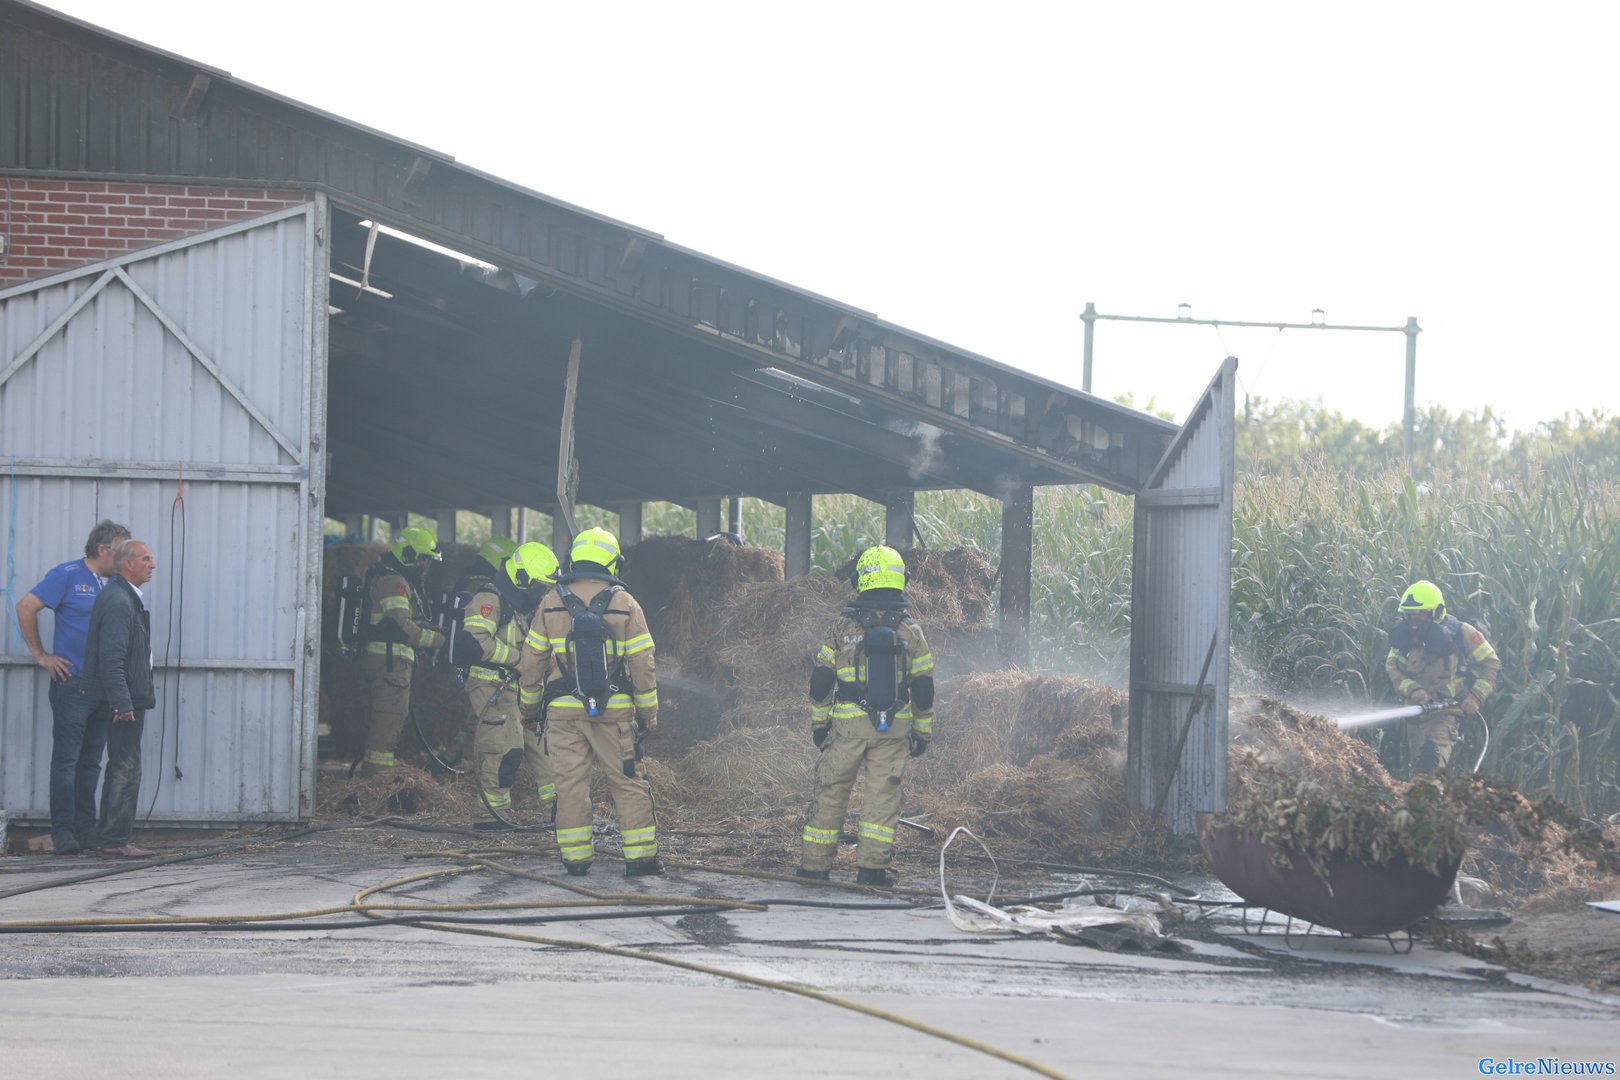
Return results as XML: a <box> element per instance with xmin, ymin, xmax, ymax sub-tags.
<box><xmin>79</xmin><ymin>539</ymin><xmax>158</xmax><ymax>858</ymax></box>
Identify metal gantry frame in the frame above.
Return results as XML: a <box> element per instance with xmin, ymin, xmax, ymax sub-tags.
<box><xmin>1081</xmin><ymin>302</ymin><xmax>1422</xmax><ymax>458</ymax></box>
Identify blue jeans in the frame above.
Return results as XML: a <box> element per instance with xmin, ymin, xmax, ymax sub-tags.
<box><xmin>96</xmin><ymin>707</ymin><xmax>145</xmax><ymax>848</ymax></box>
<box><xmin>48</xmin><ymin>676</ymin><xmax>108</xmax><ymax>849</ymax></box>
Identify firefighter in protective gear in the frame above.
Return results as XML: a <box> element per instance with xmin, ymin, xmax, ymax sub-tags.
<box><xmin>797</xmin><ymin>545</ymin><xmax>934</xmax><ymax>887</ymax></box>
<box><xmin>1385</xmin><ymin>579</ymin><xmax>1500</xmax><ymax>774</ymax></box>
<box><xmin>359</xmin><ymin>526</ymin><xmax>446</xmax><ymax>775</ymax></box>
<box><xmin>462</xmin><ymin>541</ymin><xmax>560</xmax><ymax>827</ymax></box>
<box><xmin>517</xmin><ymin>527</ymin><xmax>662</xmax><ymax>876</ymax></box>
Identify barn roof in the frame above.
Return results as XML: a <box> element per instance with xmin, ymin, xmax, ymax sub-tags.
<box><xmin>1</xmin><ymin>0</ymin><xmax>1177</xmax><ymax>517</ymax></box>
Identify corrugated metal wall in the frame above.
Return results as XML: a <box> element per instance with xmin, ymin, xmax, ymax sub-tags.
<box><xmin>1127</xmin><ymin>357</ymin><xmax>1236</xmax><ymax>835</ymax></box>
<box><xmin>0</xmin><ymin>201</ymin><xmax>327</xmax><ymax>824</ymax></box>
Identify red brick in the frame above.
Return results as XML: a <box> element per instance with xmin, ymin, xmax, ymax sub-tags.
<box><xmin>89</xmin><ymin>192</ymin><xmax>129</xmax><ymax>205</ymax></box>
<box><xmin>51</xmin><ymin>191</ymin><xmax>89</xmax><ymax>203</ymax></box>
<box><xmin>167</xmin><ymin>196</ymin><xmax>207</xmax><ymax>208</ymax></box>
<box><xmin>187</xmin><ymin>207</ymin><xmax>227</xmax><ymax>219</ymax></box>
<box><xmin>106</xmin><ymin>227</ymin><xmax>148</xmax><ymax>239</ymax></box>
<box><xmin>84</xmin><ymin>215</ymin><xmax>126</xmax><ymax>227</ymax></box>
<box><xmin>207</xmin><ymin>198</ymin><xmax>247</xmax><ymax>210</ymax></box>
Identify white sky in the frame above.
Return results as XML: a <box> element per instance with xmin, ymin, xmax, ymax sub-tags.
<box><xmin>40</xmin><ymin>0</ymin><xmax>1620</xmax><ymax>434</ymax></box>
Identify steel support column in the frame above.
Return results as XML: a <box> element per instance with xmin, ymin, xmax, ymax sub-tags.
<box><xmin>619</xmin><ymin>502</ymin><xmax>643</xmax><ymax>547</ymax></box>
<box><xmin>785</xmin><ymin>494</ymin><xmax>812</xmax><ymax>578</ymax></box>
<box><xmin>696</xmin><ymin>498</ymin><xmax>722</xmax><ymax>540</ymax></box>
<box><xmin>885</xmin><ymin>492</ymin><xmax>915</xmax><ymax>550</ymax></box>
<box><xmin>999</xmin><ymin>485</ymin><xmax>1034</xmax><ymax>666</ymax></box>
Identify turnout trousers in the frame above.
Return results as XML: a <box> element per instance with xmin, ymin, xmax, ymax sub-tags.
<box><xmin>466</xmin><ymin>677</ymin><xmax>556</xmax><ymax>818</ymax></box>
<box><xmin>547</xmin><ymin>714</ymin><xmax>657</xmax><ymax>867</ymax></box>
<box><xmin>360</xmin><ymin>651</ymin><xmax>414</xmax><ymax>771</ymax></box>
<box><xmin>1407</xmin><ymin>710</ymin><xmax>1462</xmax><ymax>773</ymax></box>
<box><xmin>801</xmin><ymin>726</ymin><xmax>909</xmax><ymax>872</ymax></box>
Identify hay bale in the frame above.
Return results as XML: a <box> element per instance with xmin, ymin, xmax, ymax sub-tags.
<box><xmin>708</xmin><ymin>550</ymin><xmax>1001</xmax><ymax>736</ymax></box>
<box><xmin>940</xmin><ymin>670</ymin><xmax>1123</xmax><ymax>771</ymax></box>
<box><xmin>623</xmin><ymin>535</ymin><xmax>783</xmax><ymax>668</ymax></box>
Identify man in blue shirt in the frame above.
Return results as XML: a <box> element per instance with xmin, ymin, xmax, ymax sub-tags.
<box><xmin>16</xmin><ymin>519</ymin><xmax>131</xmax><ymax>854</ymax></box>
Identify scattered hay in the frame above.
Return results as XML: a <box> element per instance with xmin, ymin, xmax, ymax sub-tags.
<box><xmin>314</xmin><ymin>764</ymin><xmax>473</xmax><ymax>822</ymax></box>
<box><xmin>1228</xmin><ymin>695</ymin><xmax>1394</xmax><ymax>793</ymax></box>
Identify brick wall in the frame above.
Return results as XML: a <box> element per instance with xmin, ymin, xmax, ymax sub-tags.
<box><xmin>0</xmin><ymin>180</ymin><xmax>311</xmax><ymax>290</ymax></box>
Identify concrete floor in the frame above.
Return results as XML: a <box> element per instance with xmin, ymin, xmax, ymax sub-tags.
<box><xmin>1</xmin><ymin>829</ymin><xmax>1616</xmax><ymax>1079</ymax></box>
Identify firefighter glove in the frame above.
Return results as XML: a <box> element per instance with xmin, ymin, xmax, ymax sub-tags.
<box><xmin>1405</xmin><ymin>688</ymin><xmax>1429</xmax><ymax>706</ymax></box>
<box><xmin>908</xmin><ymin>733</ymin><xmax>929</xmax><ymax>758</ymax></box>
<box><xmin>1460</xmin><ymin>693</ymin><xmax>1482</xmax><ymax>715</ymax></box>
<box><xmin>811</xmin><ymin>724</ymin><xmax>830</xmax><ymax>749</ymax></box>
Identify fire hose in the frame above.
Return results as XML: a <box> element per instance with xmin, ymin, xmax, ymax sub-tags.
<box><xmin>1332</xmin><ymin>699</ymin><xmax>1491</xmax><ymax>773</ymax></box>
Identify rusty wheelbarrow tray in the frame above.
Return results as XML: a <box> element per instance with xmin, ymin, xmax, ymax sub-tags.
<box><xmin>1199</xmin><ymin>815</ymin><xmax>1461</xmax><ymax>937</ymax></box>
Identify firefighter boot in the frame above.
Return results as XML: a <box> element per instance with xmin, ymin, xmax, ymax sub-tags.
<box><xmin>625</xmin><ymin>858</ymin><xmax>666</xmax><ymax>877</ymax></box>
<box><xmin>794</xmin><ymin>868</ymin><xmax>830</xmax><ymax>881</ymax></box>
<box><xmin>856</xmin><ymin>867</ymin><xmax>895</xmax><ymax>887</ymax></box>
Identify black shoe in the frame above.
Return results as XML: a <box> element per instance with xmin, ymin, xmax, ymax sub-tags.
<box><xmin>625</xmin><ymin>858</ymin><xmax>666</xmax><ymax>877</ymax></box>
<box><xmin>563</xmin><ymin>862</ymin><xmax>592</xmax><ymax>877</ymax></box>
<box><xmin>794</xmin><ymin>867</ymin><xmax>830</xmax><ymax>881</ymax></box>
<box><xmin>855</xmin><ymin>867</ymin><xmax>895</xmax><ymax>887</ymax></box>
<box><xmin>52</xmin><ymin>837</ymin><xmax>80</xmax><ymax>856</ymax></box>
<box><xmin>472</xmin><ymin>819</ymin><xmax>515</xmax><ymax>831</ymax></box>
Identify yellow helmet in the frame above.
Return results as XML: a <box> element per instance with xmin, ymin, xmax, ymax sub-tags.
<box><xmin>507</xmin><ymin>542</ymin><xmax>559</xmax><ymax>589</ymax></box>
<box><xmin>390</xmin><ymin>525</ymin><xmax>441</xmax><ymax>564</ymax></box>
<box><xmin>853</xmin><ymin>544</ymin><xmax>908</xmax><ymax>592</ymax></box>
<box><xmin>1399</xmin><ymin>579</ymin><xmax>1446</xmax><ymax>620</ymax></box>
<box><xmin>478</xmin><ymin>536</ymin><xmax>519</xmax><ymax>572</ymax></box>
<box><xmin>570</xmin><ymin>527</ymin><xmax>622</xmax><ymax>575</ymax></box>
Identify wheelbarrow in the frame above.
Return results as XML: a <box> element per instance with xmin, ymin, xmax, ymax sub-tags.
<box><xmin>1199</xmin><ymin>815</ymin><xmax>1461</xmax><ymax>937</ymax></box>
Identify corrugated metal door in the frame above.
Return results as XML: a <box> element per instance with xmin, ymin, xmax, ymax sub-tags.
<box><xmin>0</xmin><ymin>200</ymin><xmax>328</xmax><ymax>825</ymax></box>
<box><xmin>1126</xmin><ymin>357</ymin><xmax>1236</xmax><ymax>835</ymax></box>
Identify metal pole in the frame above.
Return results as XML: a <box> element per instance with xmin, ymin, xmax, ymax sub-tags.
<box><xmin>1085</xmin><ymin>305</ymin><xmax>1417</xmax><ymax>437</ymax></box>
<box><xmin>1081</xmin><ymin>301</ymin><xmax>1097</xmax><ymax>394</ymax></box>
<box><xmin>1403</xmin><ymin>316</ymin><xmax>1421</xmax><ymax>461</ymax></box>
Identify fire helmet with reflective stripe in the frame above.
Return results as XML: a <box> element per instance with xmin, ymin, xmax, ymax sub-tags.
<box><xmin>478</xmin><ymin>536</ymin><xmax>519</xmax><ymax>572</ymax></box>
<box><xmin>854</xmin><ymin>544</ymin><xmax>908</xmax><ymax>592</ymax></box>
<box><xmin>391</xmin><ymin>525</ymin><xmax>442</xmax><ymax>564</ymax></box>
<box><xmin>507</xmin><ymin>542</ymin><xmax>559</xmax><ymax>589</ymax></box>
<box><xmin>1399</xmin><ymin>579</ymin><xmax>1446</xmax><ymax>620</ymax></box>
<box><xmin>570</xmin><ymin>527</ymin><xmax>622</xmax><ymax>575</ymax></box>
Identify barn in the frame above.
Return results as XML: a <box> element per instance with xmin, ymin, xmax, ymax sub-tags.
<box><xmin>0</xmin><ymin>0</ymin><xmax>1234</xmax><ymax>833</ymax></box>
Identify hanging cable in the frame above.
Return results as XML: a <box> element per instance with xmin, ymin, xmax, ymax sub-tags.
<box><xmin>144</xmin><ymin>466</ymin><xmax>188</xmax><ymax>824</ymax></box>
